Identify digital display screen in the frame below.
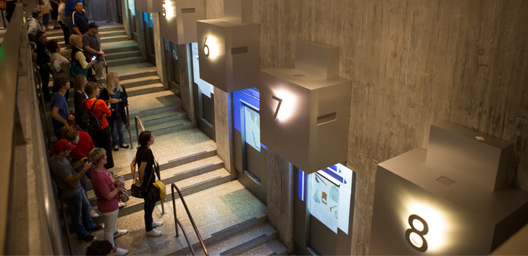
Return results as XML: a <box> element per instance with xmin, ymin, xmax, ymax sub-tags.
<box><xmin>303</xmin><ymin>164</ymin><xmax>353</xmax><ymax>234</ymax></box>
<box><xmin>244</xmin><ymin>106</ymin><xmax>260</xmax><ymax>152</ymax></box>
<box><xmin>191</xmin><ymin>42</ymin><xmax>214</xmax><ymax>98</ymax></box>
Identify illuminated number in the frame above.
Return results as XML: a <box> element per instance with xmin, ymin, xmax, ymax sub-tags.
<box><xmin>272</xmin><ymin>95</ymin><xmax>282</xmax><ymax>120</ymax></box>
<box><xmin>405</xmin><ymin>214</ymin><xmax>428</xmax><ymax>252</ymax></box>
<box><xmin>203</xmin><ymin>37</ymin><xmax>210</xmax><ymax>57</ymax></box>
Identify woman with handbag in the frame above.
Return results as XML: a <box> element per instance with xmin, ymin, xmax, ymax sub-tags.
<box><xmin>69</xmin><ymin>34</ymin><xmax>96</xmax><ymax>80</ymax></box>
<box><xmin>98</xmin><ymin>72</ymin><xmax>129</xmax><ymax>151</ymax></box>
<box><xmin>130</xmin><ymin>131</ymin><xmax>164</xmax><ymax>237</ymax></box>
<box><xmin>84</xmin><ymin>82</ymin><xmax>114</xmax><ymax>169</ymax></box>
<box><xmin>88</xmin><ymin>148</ymin><xmax>128</xmax><ymax>255</ymax></box>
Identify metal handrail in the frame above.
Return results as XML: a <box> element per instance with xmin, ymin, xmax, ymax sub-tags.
<box><xmin>134</xmin><ymin>116</ymin><xmax>164</xmax><ymax>214</ymax></box>
<box><xmin>34</xmin><ymin>66</ymin><xmax>52</xmax><ymax>149</ymax></box>
<box><xmin>171</xmin><ymin>183</ymin><xmax>208</xmax><ymax>256</ymax></box>
<box><xmin>58</xmin><ymin>195</ymin><xmax>73</xmax><ymax>255</ymax></box>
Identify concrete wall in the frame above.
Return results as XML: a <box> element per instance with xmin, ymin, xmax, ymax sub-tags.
<box><xmin>205</xmin><ymin>0</ymin><xmax>528</xmax><ymax>254</ymax></box>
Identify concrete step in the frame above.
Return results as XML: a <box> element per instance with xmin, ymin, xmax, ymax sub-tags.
<box><xmin>119</xmin><ymin>70</ymin><xmax>157</xmax><ymax>81</ymax></box>
<box><xmin>121</xmin><ymin>75</ymin><xmax>161</xmax><ymax>89</ymax></box>
<box><xmin>106</xmin><ymin>62</ymin><xmax>157</xmax><ymax>79</ymax></box>
<box><xmin>69</xmin><ymin>181</ymin><xmax>267</xmax><ymax>255</ymax></box>
<box><xmin>102</xmin><ymin>40</ymin><xmax>139</xmax><ymax>54</ymax></box>
<box><xmin>104</xmin><ymin>50</ymin><xmax>142</xmax><ymax>61</ymax></box>
<box><xmin>124</xmin><ymin>118</ymin><xmax>193</xmax><ymax>138</ymax></box>
<box><xmin>109</xmin><ymin>128</ymin><xmax>217</xmax><ymax>175</ymax></box>
<box><xmin>243</xmin><ymin>239</ymin><xmax>289</xmax><ymax>255</ymax></box>
<box><xmin>129</xmin><ymin>110</ymin><xmax>186</xmax><ymax>131</ymax></box>
<box><xmin>89</xmin><ymin>168</ymin><xmax>231</xmax><ymax>215</ymax></box>
<box><xmin>126</xmin><ymin>83</ymin><xmax>165</xmax><ymax>97</ymax></box>
<box><xmin>106</xmin><ymin>56</ymin><xmax>144</xmax><ymax>67</ymax></box>
<box><xmin>45</xmin><ymin>25</ymin><xmax>125</xmax><ymax>37</ymax></box>
<box><xmin>57</xmin><ymin>34</ymin><xmax>129</xmax><ymax>47</ymax></box>
<box><xmin>47</xmin><ymin>30</ymin><xmax>127</xmax><ymax>42</ymax></box>
<box><xmin>197</xmin><ymin>223</ymin><xmax>278</xmax><ymax>256</ymax></box>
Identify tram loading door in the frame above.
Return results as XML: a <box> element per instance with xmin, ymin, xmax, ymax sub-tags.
<box><xmin>233</xmin><ymin>89</ymin><xmax>267</xmax><ymax>204</ymax></box>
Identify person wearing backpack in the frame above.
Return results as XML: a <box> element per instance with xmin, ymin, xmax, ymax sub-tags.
<box><xmin>84</xmin><ymin>82</ymin><xmax>114</xmax><ymax>169</ymax></box>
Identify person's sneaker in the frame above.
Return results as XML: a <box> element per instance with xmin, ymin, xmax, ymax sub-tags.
<box><xmin>114</xmin><ymin>229</ymin><xmax>128</xmax><ymax>239</ymax></box>
<box><xmin>152</xmin><ymin>220</ymin><xmax>163</xmax><ymax>228</ymax></box>
<box><xmin>91</xmin><ymin>224</ymin><xmax>104</xmax><ymax>231</ymax></box>
<box><xmin>90</xmin><ymin>208</ymin><xmax>100</xmax><ymax>218</ymax></box>
<box><xmin>145</xmin><ymin>228</ymin><xmax>162</xmax><ymax>237</ymax></box>
<box><xmin>79</xmin><ymin>234</ymin><xmax>96</xmax><ymax>241</ymax></box>
<box><xmin>114</xmin><ymin>247</ymin><xmax>129</xmax><ymax>255</ymax></box>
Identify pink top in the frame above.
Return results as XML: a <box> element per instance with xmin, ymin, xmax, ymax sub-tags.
<box><xmin>90</xmin><ymin>167</ymin><xmax>119</xmax><ymax>213</ymax></box>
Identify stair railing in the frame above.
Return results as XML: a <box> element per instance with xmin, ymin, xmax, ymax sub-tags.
<box><xmin>34</xmin><ymin>68</ymin><xmax>52</xmax><ymax>149</ymax></box>
<box><xmin>134</xmin><ymin>116</ymin><xmax>164</xmax><ymax>214</ymax></box>
<box><xmin>171</xmin><ymin>183</ymin><xmax>209</xmax><ymax>256</ymax></box>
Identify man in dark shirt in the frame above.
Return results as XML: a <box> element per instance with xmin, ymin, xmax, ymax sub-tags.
<box><xmin>72</xmin><ymin>1</ymin><xmax>89</xmax><ymax>35</ymax></box>
<box><xmin>83</xmin><ymin>22</ymin><xmax>105</xmax><ymax>82</ymax></box>
<box><xmin>32</xmin><ymin>31</ymin><xmax>51</xmax><ymax>101</ymax></box>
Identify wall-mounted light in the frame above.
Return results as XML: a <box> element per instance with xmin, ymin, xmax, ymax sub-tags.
<box><xmin>202</xmin><ymin>36</ymin><xmax>219</xmax><ymax>59</ymax></box>
<box><xmin>271</xmin><ymin>88</ymin><xmax>296</xmax><ymax>122</ymax></box>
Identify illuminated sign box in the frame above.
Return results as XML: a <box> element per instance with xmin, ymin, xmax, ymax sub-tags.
<box><xmin>260</xmin><ymin>71</ymin><xmax>351</xmax><ymax>173</ymax></box>
<box><xmin>135</xmin><ymin>0</ymin><xmax>162</xmax><ymax>13</ymax></box>
<box><xmin>160</xmin><ymin>0</ymin><xmax>205</xmax><ymax>44</ymax></box>
<box><xmin>369</xmin><ymin>124</ymin><xmax>528</xmax><ymax>255</ymax></box>
<box><xmin>196</xmin><ymin>19</ymin><xmax>259</xmax><ymax>92</ymax></box>
<box><xmin>427</xmin><ymin>122</ymin><xmax>512</xmax><ymax>191</ymax></box>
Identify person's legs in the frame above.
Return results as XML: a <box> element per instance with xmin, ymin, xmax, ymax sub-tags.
<box><xmin>111</xmin><ymin>117</ymin><xmax>119</xmax><ymax>148</ymax></box>
<box><xmin>116</xmin><ymin>114</ymin><xmax>125</xmax><ymax>146</ymax></box>
<box><xmin>102</xmin><ymin>209</ymin><xmax>118</xmax><ymax>247</ymax></box>
<box><xmin>50</xmin><ymin>2</ymin><xmax>59</xmax><ymax>28</ymax></box>
<box><xmin>102</xmin><ymin>127</ymin><xmax>114</xmax><ymax>168</ymax></box>
<box><xmin>6</xmin><ymin>1</ymin><xmax>15</xmax><ymax>22</ymax></box>
<box><xmin>80</xmin><ymin>187</ymin><xmax>97</xmax><ymax>230</ymax></box>
<box><xmin>39</xmin><ymin>67</ymin><xmax>51</xmax><ymax>101</ymax></box>
<box><xmin>63</xmin><ymin>192</ymin><xmax>91</xmax><ymax>238</ymax></box>
<box><xmin>144</xmin><ymin>197</ymin><xmax>154</xmax><ymax>232</ymax></box>
<box><xmin>42</xmin><ymin>13</ymin><xmax>50</xmax><ymax>30</ymax></box>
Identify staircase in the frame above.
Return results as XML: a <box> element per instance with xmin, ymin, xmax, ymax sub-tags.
<box><xmin>45</xmin><ymin>24</ymin><xmax>287</xmax><ymax>255</ymax></box>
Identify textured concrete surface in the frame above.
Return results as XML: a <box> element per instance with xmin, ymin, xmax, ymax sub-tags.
<box><xmin>70</xmin><ymin>181</ymin><xmax>266</xmax><ymax>255</ymax></box>
<box><xmin>198</xmin><ymin>1</ymin><xmax>528</xmax><ymax>254</ymax></box>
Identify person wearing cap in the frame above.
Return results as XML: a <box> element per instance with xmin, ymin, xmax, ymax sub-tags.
<box><xmin>48</xmin><ymin>139</ymin><xmax>102</xmax><ymax>242</ymax></box>
<box><xmin>72</xmin><ymin>0</ymin><xmax>89</xmax><ymax>35</ymax></box>
<box><xmin>83</xmin><ymin>22</ymin><xmax>105</xmax><ymax>82</ymax></box>
<box><xmin>27</xmin><ymin>8</ymin><xmax>44</xmax><ymax>43</ymax></box>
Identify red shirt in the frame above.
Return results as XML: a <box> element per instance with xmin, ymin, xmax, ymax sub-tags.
<box><xmin>91</xmin><ymin>167</ymin><xmax>119</xmax><ymax>213</ymax></box>
<box><xmin>83</xmin><ymin>98</ymin><xmax>111</xmax><ymax>130</ymax></box>
<box><xmin>70</xmin><ymin>130</ymin><xmax>94</xmax><ymax>160</ymax></box>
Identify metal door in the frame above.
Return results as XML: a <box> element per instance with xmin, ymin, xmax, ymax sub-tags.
<box><xmin>233</xmin><ymin>89</ymin><xmax>267</xmax><ymax>204</ymax></box>
<box><xmin>142</xmin><ymin>12</ymin><xmax>155</xmax><ymax>65</ymax></box>
<box><xmin>190</xmin><ymin>42</ymin><xmax>215</xmax><ymax>140</ymax></box>
<box><xmin>164</xmin><ymin>39</ymin><xmax>180</xmax><ymax>96</ymax></box>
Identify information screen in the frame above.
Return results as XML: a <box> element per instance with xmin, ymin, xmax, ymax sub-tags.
<box><xmin>244</xmin><ymin>106</ymin><xmax>261</xmax><ymax>152</ymax></box>
<box><xmin>305</xmin><ymin>164</ymin><xmax>353</xmax><ymax>234</ymax></box>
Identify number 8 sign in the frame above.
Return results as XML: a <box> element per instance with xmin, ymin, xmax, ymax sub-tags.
<box><xmin>405</xmin><ymin>214</ymin><xmax>429</xmax><ymax>252</ymax></box>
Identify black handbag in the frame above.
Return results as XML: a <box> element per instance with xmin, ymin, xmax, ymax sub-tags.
<box><xmin>130</xmin><ymin>151</ymin><xmax>161</xmax><ymax>202</ymax></box>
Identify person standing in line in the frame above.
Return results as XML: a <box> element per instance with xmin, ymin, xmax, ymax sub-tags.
<box><xmin>84</xmin><ymin>82</ymin><xmax>114</xmax><ymax>169</ymax></box>
<box><xmin>64</xmin><ymin>0</ymin><xmax>81</xmax><ymax>36</ymax></box>
<box><xmin>47</xmin><ymin>39</ymin><xmax>71</xmax><ymax>85</ymax></box>
<box><xmin>70</xmin><ymin>34</ymin><xmax>97</xmax><ymax>80</ymax></box>
<box><xmin>38</xmin><ymin>0</ymin><xmax>52</xmax><ymax>31</ymax></box>
<box><xmin>99</xmin><ymin>72</ymin><xmax>129</xmax><ymax>151</ymax></box>
<box><xmin>73</xmin><ymin>74</ymin><xmax>88</xmax><ymax>129</ymax></box>
<box><xmin>83</xmin><ymin>22</ymin><xmax>105</xmax><ymax>82</ymax></box>
<box><xmin>48</xmin><ymin>139</ymin><xmax>102</xmax><ymax>241</ymax></box>
<box><xmin>62</xmin><ymin>125</ymin><xmax>101</xmax><ymax>218</ymax></box>
<box><xmin>72</xmin><ymin>0</ymin><xmax>89</xmax><ymax>36</ymax></box>
<box><xmin>89</xmin><ymin>148</ymin><xmax>129</xmax><ymax>255</ymax></box>
<box><xmin>49</xmin><ymin>0</ymin><xmax>60</xmax><ymax>29</ymax></box>
<box><xmin>32</xmin><ymin>31</ymin><xmax>51</xmax><ymax>102</ymax></box>
<box><xmin>130</xmin><ymin>131</ymin><xmax>164</xmax><ymax>237</ymax></box>
<box><xmin>27</xmin><ymin>8</ymin><xmax>44</xmax><ymax>43</ymax></box>
<box><xmin>50</xmin><ymin>77</ymin><xmax>74</xmax><ymax>139</ymax></box>
<box><xmin>58</xmin><ymin>0</ymin><xmax>70</xmax><ymax>45</ymax></box>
